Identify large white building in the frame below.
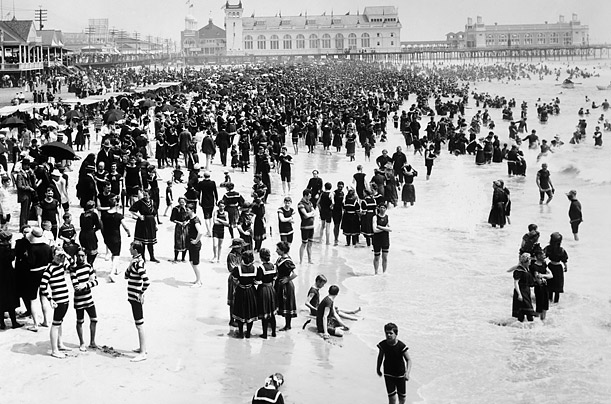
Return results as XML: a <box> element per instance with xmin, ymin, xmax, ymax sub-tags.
<box><xmin>223</xmin><ymin>1</ymin><xmax>401</xmax><ymax>56</ymax></box>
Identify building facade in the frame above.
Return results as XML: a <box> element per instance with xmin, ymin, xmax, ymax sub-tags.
<box><xmin>223</xmin><ymin>1</ymin><xmax>401</xmax><ymax>56</ymax></box>
<box><xmin>449</xmin><ymin>14</ymin><xmax>589</xmax><ymax>49</ymax></box>
<box><xmin>181</xmin><ymin>15</ymin><xmax>226</xmax><ymax>56</ymax></box>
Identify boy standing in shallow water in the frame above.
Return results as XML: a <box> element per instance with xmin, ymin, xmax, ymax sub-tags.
<box><xmin>125</xmin><ymin>241</ymin><xmax>150</xmax><ymax>362</ymax></box>
<box><xmin>377</xmin><ymin>322</ymin><xmax>412</xmax><ymax>404</ymax></box>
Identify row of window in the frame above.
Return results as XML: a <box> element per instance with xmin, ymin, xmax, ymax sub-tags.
<box><xmin>485</xmin><ymin>32</ymin><xmax>573</xmax><ymax>46</ymax></box>
<box><xmin>243</xmin><ymin>33</ymin><xmax>395</xmax><ymax>50</ymax></box>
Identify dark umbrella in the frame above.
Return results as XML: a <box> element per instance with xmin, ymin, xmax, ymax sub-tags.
<box><xmin>143</xmin><ymin>91</ymin><xmax>157</xmax><ymax>99</ymax></box>
<box><xmin>1</xmin><ymin>116</ymin><xmax>25</xmax><ymax>127</ymax></box>
<box><xmin>103</xmin><ymin>109</ymin><xmax>125</xmax><ymax>124</ymax></box>
<box><xmin>140</xmin><ymin>99</ymin><xmax>156</xmax><ymax>108</ymax></box>
<box><xmin>160</xmin><ymin>104</ymin><xmax>176</xmax><ymax>112</ymax></box>
<box><xmin>40</xmin><ymin>141</ymin><xmax>78</xmax><ymax>160</ymax></box>
<box><xmin>175</xmin><ymin>107</ymin><xmax>187</xmax><ymax>114</ymax></box>
<box><xmin>65</xmin><ymin>110</ymin><xmax>83</xmax><ymax>121</ymax></box>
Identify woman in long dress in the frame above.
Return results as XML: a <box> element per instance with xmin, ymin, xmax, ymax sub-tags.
<box><xmin>170</xmin><ymin>197</ymin><xmax>189</xmax><ymax>262</ymax></box>
<box><xmin>256</xmin><ymin>248</ymin><xmax>277</xmax><ymax>339</ymax></box>
<box><xmin>79</xmin><ymin>200</ymin><xmax>101</xmax><ymax>266</ymax></box>
<box><xmin>544</xmin><ymin>232</ymin><xmax>568</xmax><ymax>303</ymax></box>
<box><xmin>129</xmin><ymin>190</ymin><xmax>158</xmax><ymax>262</ymax></box>
<box><xmin>488</xmin><ymin>180</ymin><xmax>508</xmax><ymax>228</ymax></box>
<box><xmin>341</xmin><ymin>189</ymin><xmax>361</xmax><ymax>246</ymax></box>
<box><xmin>511</xmin><ymin>253</ymin><xmax>536</xmax><ymax>322</ymax></box>
<box><xmin>233</xmin><ymin>250</ymin><xmax>258</xmax><ymax>338</ymax></box>
<box><xmin>401</xmin><ymin>164</ymin><xmax>417</xmax><ymax>206</ymax></box>
<box><xmin>275</xmin><ymin>241</ymin><xmax>297</xmax><ymax>331</ymax></box>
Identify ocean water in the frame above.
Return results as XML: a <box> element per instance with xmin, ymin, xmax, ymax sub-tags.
<box><xmin>330</xmin><ymin>61</ymin><xmax>611</xmax><ymax>403</ymax></box>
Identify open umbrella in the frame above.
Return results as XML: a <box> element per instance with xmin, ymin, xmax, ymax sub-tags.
<box><xmin>65</xmin><ymin>110</ymin><xmax>83</xmax><ymax>121</ymax></box>
<box><xmin>40</xmin><ymin>141</ymin><xmax>77</xmax><ymax>160</ymax></box>
<box><xmin>160</xmin><ymin>104</ymin><xmax>176</xmax><ymax>112</ymax></box>
<box><xmin>1</xmin><ymin>116</ymin><xmax>24</xmax><ymax>127</ymax></box>
<box><xmin>175</xmin><ymin>107</ymin><xmax>188</xmax><ymax>114</ymax></box>
<box><xmin>140</xmin><ymin>99</ymin><xmax>156</xmax><ymax>108</ymax></box>
<box><xmin>103</xmin><ymin>109</ymin><xmax>125</xmax><ymax>124</ymax></box>
<box><xmin>41</xmin><ymin>120</ymin><xmax>59</xmax><ymax>128</ymax></box>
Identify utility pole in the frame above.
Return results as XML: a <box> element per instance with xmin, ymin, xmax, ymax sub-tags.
<box><xmin>85</xmin><ymin>25</ymin><xmax>95</xmax><ymax>49</ymax></box>
<box><xmin>34</xmin><ymin>6</ymin><xmax>47</xmax><ymax>30</ymax></box>
<box><xmin>133</xmin><ymin>31</ymin><xmax>140</xmax><ymax>55</ymax></box>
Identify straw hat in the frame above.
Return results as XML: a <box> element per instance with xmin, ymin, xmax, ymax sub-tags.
<box><xmin>27</xmin><ymin>227</ymin><xmax>46</xmax><ymax>244</ymax></box>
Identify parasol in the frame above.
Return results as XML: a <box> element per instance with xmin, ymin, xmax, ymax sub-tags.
<box><xmin>40</xmin><ymin>141</ymin><xmax>78</xmax><ymax>160</ymax></box>
<box><xmin>41</xmin><ymin>120</ymin><xmax>59</xmax><ymax>128</ymax></box>
<box><xmin>65</xmin><ymin>110</ymin><xmax>83</xmax><ymax>121</ymax></box>
<box><xmin>103</xmin><ymin>109</ymin><xmax>125</xmax><ymax>124</ymax></box>
<box><xmin>1</xmin><ymin>116</ymin><xmax>25</xmax><ymax>127</ymax></box>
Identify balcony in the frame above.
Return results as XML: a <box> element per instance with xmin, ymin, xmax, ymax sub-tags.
<box><xmin>0</xmin><ymin>62</ymin><xmax>44</xmax><ymax>71</ymax></box>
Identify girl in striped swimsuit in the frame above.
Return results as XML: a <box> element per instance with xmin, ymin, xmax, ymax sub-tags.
<box><xmin>125</xmin><ymin>241</ymin><xmax>150</xmax><ymax>362</ymax></box>
<box><xmin>40</xmin><ymin>250</ymin><xmax>71</xmax><ymax>359</ymax></box>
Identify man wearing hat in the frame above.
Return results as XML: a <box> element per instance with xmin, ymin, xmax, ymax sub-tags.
<box><xmin>566</xmin><ymin>190</ymin><xmax>583</xmax><ymax>241</ymax></box>
<box><xmin>15</xmin><ymin>158</ymin><xmax>35</xmax><ymax>227</ymax></box>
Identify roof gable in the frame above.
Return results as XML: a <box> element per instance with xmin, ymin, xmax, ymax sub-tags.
<box><xmin>198</xmin><ymin>21</ymin><xmax>226</xmax><ymax>39</ymax></box>
<box><xmin>3</xmin><ymin>19</ymin><xmax>39</xmax><ymax>43</ymax></box>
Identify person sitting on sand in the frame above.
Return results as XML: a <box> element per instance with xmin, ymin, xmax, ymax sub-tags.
<box><xmin>303</xmin><ymin>275</ymin><xmax>361</xmax><ymax>328</ymax></box>
<box><xmin>317</xmin><ymin>285</ymin><xmax>350</xmax><ymax>339</ymax></box>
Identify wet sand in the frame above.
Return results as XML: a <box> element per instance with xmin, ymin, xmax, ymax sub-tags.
<box><xmin>0</xmin><ymin>123</ymin><xmax>420</xmax><ymax>403</ymax></box>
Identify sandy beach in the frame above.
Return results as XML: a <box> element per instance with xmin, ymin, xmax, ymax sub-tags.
<box><xmin>0</xmin><ymin>115</ymin><xmax>421</xmax><ymax>404</ymax></box>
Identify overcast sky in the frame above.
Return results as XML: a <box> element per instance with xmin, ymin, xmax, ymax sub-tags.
<box><xmin>8</xmin><ymin>0</ymin><xmax>611</xmax><ymax>44</ymax></box>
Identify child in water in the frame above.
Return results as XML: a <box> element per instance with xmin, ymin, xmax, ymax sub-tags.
<box><xmin>302</xmin><ymin>274</ymin><xmax>361</xmax><ymax>328</ymax></box>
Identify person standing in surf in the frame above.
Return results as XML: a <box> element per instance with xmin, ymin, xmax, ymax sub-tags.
<box><xmin>536</xmin><ymin>163</ymin><xmax>554</xmax><ymax>204</ymax></box>
<box><xmin>566</xmin><ymin>190</ymin><xmax>583</xmax><ymax>241</ymax></box>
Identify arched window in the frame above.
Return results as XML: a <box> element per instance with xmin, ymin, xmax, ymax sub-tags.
<box><xmin>361</xmin><ymin>33</ymin><xmax>370</xmax><ymax>48</ymax></box>
<box><xmin>309</xmin><ymin>34</ymin><xmax>319</xmax><ymax>49</ymax></box>
<box><xmin>322</xmin><ymin>34</ymin><xmax>331</xmax><ymax>49</ymax></box>
<box><xmin>335</xmin><ymin>33</ymin><xmax>344</xmax><ymax>49</ymax></box>
<box><xmin>257</xmin><ymin>35</ymin><xmax>266</xmax><ymax>49</ymax></box>
<box><xmin>296</xmin><ymin>34</ymin><xmax>305</xmax><ymax>49</ymax></box>
<box><xmin>270</xmin><ymin>35</ymin><xmax>279</xmax><ymax>50</ymax></box>
<box><xmin>244</xmin><ymin>35</ymin><xmax>253</xmax><ymax>50</ymax></box>
<box><xmin>348</xmin><ymin>33</ymin><xmax>357</xmax><ymax>47</ymax></box>
<box><xmin>283</xmin><ymin>34</ymin><xmax>292</xmax><ymax>49</ymax></box>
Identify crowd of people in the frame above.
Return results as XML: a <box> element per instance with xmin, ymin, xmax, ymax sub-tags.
<box><xmin>0</xmin><ymin>59</ymin><xmax>603</xmax><ymax>402</ymax></box>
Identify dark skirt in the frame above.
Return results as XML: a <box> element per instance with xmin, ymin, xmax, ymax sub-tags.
<box><xmin>341</xmin><ymin>213</ymin><xmax>360</xmax><ymax>236</ymax></box>
<box><xmin>547</xmin><ymin>263</ymin><xmax>564</xmax><ymax>293</ymax></box>
<box><xmin>174</xmin><ymin>223</ymin><xmax>188</xmax><ymax>252</ymax></box>
<box><xmin>103</xmin><ymin>231</ymin><xmax>122</xmax><ymax>256</ymax></box>
<box><xmin>402</xmin><ymin>184</ymin><xmax>416</xmax><ymax>203</ymax></box>
<box><xmin>257</xmin><ymin>283</ymin><xmax>277</xmax><ymax>319</ymax></box>
<box><xmin>346</xmin><ymin>142</ymin><xmax>356</xmax><ymax>157</ymax></box>
<box><xmin>488</xmin><ymin>203</ymin><xmax>506</xmax><ymax>227</ymax></box>
<box><xmin>533</xmin><ymin>283</ymin><xmax>550</xmax><ymax>313</ymax></box>
<box><xmin>512</xmin><ymin>286</ymin><xmax>535</xmax><ymax>318</ymax></box>
<box><xmin>275</xmin><ymin>279</ymin><xmax>297</xmax><ymax>317</ymax></box>
<box><xmin>360</xmin><ymin>212</ymin><xmax>374</xmax><ymax>236</ymax></box>
<box><xmin>254</xmin><ymin>217</ymin><xmax>267</xmax><ymax>241</ymax></box>
<box><xmin>233</xmin><ymin>285</ymin><xmax>258</xmax><ymax>323</ymax></box>
<box><xmin>0</xmin><ymin>267</ymin><xmax>20</xmax><ymax>312</ymax></box>
<box><xmin>227</xmin><ymin>206</ymin><xmax>239</xmax><ymax>227</ymax></box>
<box><xmin>134</xmin><ymin>216</ymin><xmax>157</xmax><ymax>245</ymax></box>
<box><xmin>79</xmin><ymin>230</ymin><xmax>98</xmax><ymax>253</ymax></box>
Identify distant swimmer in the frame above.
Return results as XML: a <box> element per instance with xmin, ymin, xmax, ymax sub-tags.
<box><xmin>593</xmin><ymin>126</ymin><xmax>603</xmax><ymax>147</ymax></box>
<box><xmin>536</xmin><ymin>139</ymin><xmax>554</xmax><ymax>161</ymax></box>
<box><xmin>536</xmin><ymin>163</ymin><xmax>555</xmax><ymax>204</ymax></box>
<box><xmin>522</xmin><ymin>129</ymin><xmax>540</xmax><ymax>149</ymax></box>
